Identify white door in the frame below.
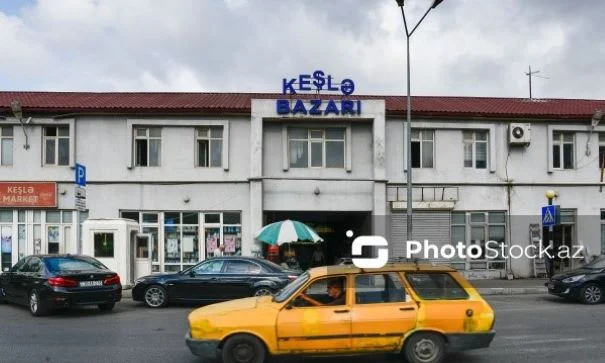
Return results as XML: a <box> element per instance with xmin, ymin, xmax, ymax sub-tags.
<box><xmin>134</xmin><ymin>234</ymin><xmax>152</xmax><ymax>280</ymax></box>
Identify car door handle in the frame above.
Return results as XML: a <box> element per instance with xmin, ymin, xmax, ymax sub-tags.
<box><xmin>400</xmin><ymin>307</ymin><xmax>415</xmax><ymax>311</ymax></box>
<box><xmin>333</xmin><ymin>309</ymin><xmax>349</xmax><ymax>313</ymax></box>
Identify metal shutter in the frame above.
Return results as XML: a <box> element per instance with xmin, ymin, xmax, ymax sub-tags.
<box><xmin>389</xmin><ymin>211</ymin><xmax>451</xmax><ymax>259</ymax></box>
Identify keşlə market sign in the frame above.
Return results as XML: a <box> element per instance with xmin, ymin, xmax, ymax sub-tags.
<box><xmin>0</xmin><ymin>182</ymin><xmax>57</xmax><ymax>207</ymax></box>
<box><xmin>276</xmin><ymin>70</ymin><xmax>362</xmax><ymax>116</ymax></box>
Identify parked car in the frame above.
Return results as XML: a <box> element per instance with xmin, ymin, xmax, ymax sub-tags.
<box><xmin>185</xmin><ymin>262</ymin><xmax>496</xmax><ymax>363</ymax></box>
<box><xmin>0</xmin><ymin>254</ymin><xmax>122</xmax><ymax>316</ymax></box>
<box><xmin>132</xmin><ymin>256</ymin><xmax>300</xmax><ymax>308</ymax></box>
<box><xmin>546</xmin><ymin>255</ymin><xmax>605</xmax><ymax>304</ymax></box>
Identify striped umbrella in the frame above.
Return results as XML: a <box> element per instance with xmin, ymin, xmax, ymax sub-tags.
<box><xmin>255</xmin><ymin>220</ymin><xmax>324</xmax><ymax>245</ymax></box>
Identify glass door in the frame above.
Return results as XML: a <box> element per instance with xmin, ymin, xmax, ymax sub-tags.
<box><xmin>1</xmin><ymin>225</ymin><xmax>13</xmax><ymax>272</ymax></box>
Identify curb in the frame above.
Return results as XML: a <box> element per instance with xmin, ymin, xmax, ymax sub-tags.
<box><xmin>476</xmin><ymin>287</ymin><xmax>548</xmax><ymax>296</ymax></box>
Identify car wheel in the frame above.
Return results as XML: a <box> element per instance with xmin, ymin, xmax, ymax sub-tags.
<box><xmin>580</xmin><ymin>283</ymin><xmax>602</xmax><ymax>304</ymax></box>
<box><xmin>144</xmin><ymin>285</ymin><xmax>168</xmax><ymax>308</ymax></box>
<box><xmin>252</xmin><ymin>287</ymin><xmax>274</xmax><ymax>297</ymax></box>
<box><xmin>403</xmin><ymin>332</ymin><xmax>445</xmax><ymax>363</ymax></box>
<box><xmin>221</xmin><ymin>334</ymin><xmax>266</xmax><ymax>363</ymax></box>
<box><xmin>29</xmin><ymin>289</ymin><xmax>47</xmax><ymax>317</ymax></box>
<box><xmin>98</xmin><ymin>302</ymin><xmax>115</xmax><ymax>311</ymax></box>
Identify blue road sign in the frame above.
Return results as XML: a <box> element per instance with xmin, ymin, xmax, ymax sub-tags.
<box><xmin>75</xmin><ymin>163</ymin><xmax>86</xmax><ymax>186</ymax></box>
<box><xmin>541</xmin><ymin>205</ymin><xmax>560</xmax><ymax>227</ymax></box>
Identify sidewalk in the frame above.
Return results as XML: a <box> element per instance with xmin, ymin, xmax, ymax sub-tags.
<box><xmin>120</xmin><ymin>278</ymin><xmax>549</xmax><ymax>299</ymax></box>
<box><xmin>468</xmin><ymin>278</ymin><xmax>548</xmax><ymax>296</ymax></box>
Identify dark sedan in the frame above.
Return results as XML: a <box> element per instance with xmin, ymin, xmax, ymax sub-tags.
<box><xmin>0</xmin><ymin>254</ymin><xmax>122</xmax><ymax>316</ymax></box>
<box><xmin>132</xmin><ymin>256</ymin><xmax>300</xmax><ymax>308</ymax></box>
<box><xmin>546</xmin><ymin>255</ymin><xmax>605</xmax><ymax>304</ymax></box>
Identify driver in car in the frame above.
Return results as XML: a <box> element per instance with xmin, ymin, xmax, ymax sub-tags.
<box><xmin>299</xmin><ymin>278</ymin><xmax>345</xmax><ymax>306</ymax></box>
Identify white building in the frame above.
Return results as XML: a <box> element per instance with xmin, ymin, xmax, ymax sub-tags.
<box><xmin>1</xmin><ymin>89</ymin><xmax>604</xmax><ymax>281</ymax></box>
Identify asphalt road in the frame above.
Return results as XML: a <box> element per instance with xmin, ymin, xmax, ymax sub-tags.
<box><xmin>0</xmin><ymin>294</ymin><xmax>604</xmax><ymax>363</ymax></box>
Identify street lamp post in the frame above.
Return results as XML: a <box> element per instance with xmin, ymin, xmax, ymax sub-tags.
<box><xmin>395</xmin><ymin>0</ymin><xmax>444</xmax><ymax>245</ymax></box>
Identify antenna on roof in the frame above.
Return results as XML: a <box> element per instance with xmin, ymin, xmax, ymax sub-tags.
<box><xmin>525</xmin><ymin>65</ymin><xmax>549</xmax><ymax>100</ymax></box>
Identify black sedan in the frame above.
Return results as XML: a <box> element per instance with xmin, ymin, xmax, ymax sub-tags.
<box><xmin>0</xmin><ymin>254</ymin><xmax>122</xmax><ymax>316</ymax></box>
<box><xmin>132</xmin><ymin>256</ymin><xmax>300</xmax><ymax>308</ymax></box>
<box><xmin>546</xmin><ymin>255</ymin><xmax>605</xmax><ymax>304</ymax></box>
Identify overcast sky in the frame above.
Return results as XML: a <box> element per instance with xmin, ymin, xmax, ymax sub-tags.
<box><xmin>1</xmin><ymin>0</ymin><xmax>604</xmax><ymax>99</ymax></box>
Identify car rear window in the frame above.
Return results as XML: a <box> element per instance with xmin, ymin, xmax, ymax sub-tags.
<box><xmin>405</xmin><ymin>272</ymin><xmax>469</xmax><ymax>300</ymax></box>
<box><xmin>45</xmin><ymin>257</ymin><xmax>108</xmax><ymax>273</ymax></box>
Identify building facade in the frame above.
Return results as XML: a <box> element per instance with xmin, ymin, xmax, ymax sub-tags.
<box><xmin>1</xmin><ymin>91</ymin><xmax>604</xmax><ymax>280</ymax></box>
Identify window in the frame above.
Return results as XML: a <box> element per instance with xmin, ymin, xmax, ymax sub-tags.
<box><xmin>224</xmin><ymin>260</ymin><xmax>262</xmax><ymax>274</ymax></box>
<box><xmin>192</xmin><ymin>259</ymin><xmax>224</xmax><ymax>274</ymax></box>
<box><xmin>411</xmin><ymin>130</ymin><xmax>434</xmax><ymax>168</ymax></box>
<box><xmin>43</xmin><ymin>126</ymin><xmax>69</xmax><ymax>166</ymax></box>
<box><xmin>451</xmin><ymin>211</ymin><xmax>506</xmax><ymax>270</ymax></box>
<box><xmin>553</xmin><ymin>131</ymin><xmax>574</xmax><ymax>169</ymax></box>
<box><xmin>134</xmin><ymin>127</ymin><xmax>161</xmax><ymax>166</ymax></box>
<box><xmin>463</xmin><ymin>131</ymin><xmax>488</xmax><ymax>169</ymax></box>
<box><xmin>599</xmin><ymin>133</ymin><xmax>605</xmax><ymax>169</ymax></box>
<box><xmin>355</xmin><ymin>273</ymin><xmax>406</xmax><ymax>304</ymax></box>
<box><xmin>288</xmin><ymin>127</ymin><xmax>345</xmax><ymax>168</ymax></box>
<box><xmin>405</xmin><ymin>272</ymin><xmax>468</xmax><ymax>300</ymax></box>
<box><xmin>196</xmin><ymin>127</ymin><xmax>222</xmax><ymax>167</ymax></box>
<box><xmin>293</xmin><ymin>276</ymin><xmax>347</xmax><ymax>306</ymax></box>
<box><xmin>94</xmin><ymin>232</ymin><xmax>114</xmax><ymax>258</ymax></box>
<box><xmin>45</xmin><ymin>210</ymin><xmax>73</xmax><ymax>254</ymax></box>
<box><xmin>45</xmin><ymin>257</ymin><xmax>108</xmax><ymax>273</ymax></box>
<box><xmin>0</xmin><ymin>126</ymin><xmax>13</xmax><ymax>166</ymax></box>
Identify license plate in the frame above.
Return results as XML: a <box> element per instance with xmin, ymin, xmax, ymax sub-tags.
<box><xmin>80</xmin><ymin>280</ymin><xmax>102</xmax><ymax>287</ymax></box>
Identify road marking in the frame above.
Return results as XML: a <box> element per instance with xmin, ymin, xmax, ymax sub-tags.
<box><xmin>497</xmin><ymin>337</ymin><xmax>585</xmax><ymax>345</ymax></box>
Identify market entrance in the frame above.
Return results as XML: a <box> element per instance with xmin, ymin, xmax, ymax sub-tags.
<box><xmin>263</xmin><ymin>211</ymin><xmax>371</xmax><ymax>270</ymax></box>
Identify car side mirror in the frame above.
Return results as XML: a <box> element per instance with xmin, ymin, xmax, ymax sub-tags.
<box><xmin>188</xmin><ymin>270</ymin><xmax>196</xmax><ymax>277</ymax></box>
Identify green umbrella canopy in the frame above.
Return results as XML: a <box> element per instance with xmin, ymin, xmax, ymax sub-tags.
<box><xmin>255</xmin><ymin>219</ymin><xmax>324</xmax><ymax>245</ymax></box>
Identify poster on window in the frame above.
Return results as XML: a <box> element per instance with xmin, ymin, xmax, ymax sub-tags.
<box><xmin>166</xmin><ymin>238</ymin><xmax>179</xmax><ymax>254</ymax></box>
<box><xmin>1</xmin><ymin>229</ymin><xmax>11</xmax><ymax>253</ymax></box>
<box><xmin>47</xmin><ymin>226</ymin><xmax>59</xmax><ymax>243</ymax></box>
<box><xmin>206</xmin><ymin>231</ymin><xmax>218</xmax><ymax>253</ymax></box>
<box><xmin>224</xmin><ymin>234</ymin><xmax>236</xmax><ymax>253</ymax></box>
<box><xmin>183</xmin><ymin>236</ymin><xmax>195</xmax><ymax>253</ymax></box>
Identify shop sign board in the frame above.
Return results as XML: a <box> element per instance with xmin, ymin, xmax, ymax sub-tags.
<box><xmin>276</xmin><ymin>70</ymin><xmax>362</xmax><ymax>116</ymax></box>
<box><xmin>0</xmin><ymin>182</ymin><xmax>57</xmax><ymax>207</ymax></box>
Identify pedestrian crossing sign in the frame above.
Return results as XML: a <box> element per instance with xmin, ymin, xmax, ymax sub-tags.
<box><xmin>541</xmin><ymin>205</ymin><xmax>560</xmax><ymax>227</ymax></box>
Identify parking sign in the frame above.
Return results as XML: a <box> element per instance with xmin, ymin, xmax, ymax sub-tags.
<box><xmin>75</xmin><ymin>163</ymin><xmax>86</xmax><ymax>187</ymax></box>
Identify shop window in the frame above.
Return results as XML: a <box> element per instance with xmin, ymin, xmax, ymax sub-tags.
<box><xmin>134</xmin><ymin>127</ymin><xmax>161</xmax><ymax>167</ymax></box>
<box><xmin>288</xmin><ymin>127</ymin><xmax>345</xmax><ymax>168</ymax></box>
<box><xmin>450</xmin><ymin>211</ymin><xmax>506</xmax><ymax>270</ymax></box>
<box><xmin>411</xmin><ymin>130</ymin><xmax>434</xmax><ymax>168</ymax></box>
<box><xmin>196</xmin><ymin>127</ymin><xmax>223</xmax><ymax>167</ymax></box>
<box><xmin>1</xmin><ymin>225</ymin><xmax>13</xmax><ymax>272</ymax></box>
<box><xmin>0</xmin><ymin>126</ymin><xmax>13</xmax><ymax>166</ymax></box>
<box><xmin>121</xmin><ymin>211</ymin><xmax>140</xmax><ymax>222</ymax></box>
<box><xmin>43</xmin><ymin>126</ymin><xmax>70</xmax><ymax>166</ymax></box>
<box><xmin>94</xmin><ymin>232</ymin><xmax>114</xmax><ymax>258</ymax></box>
<box><xmin>552</xmin><ymin>131</ymin><xmax>574</xmax><ymax>169</ymax></box>
<box><xmin>0</xmin><ymin>210</ymin><xmax>13</xmax><ymax>223</ymax></box>
<box><xmin>405</xmin><ymin>272</ymin><xmax>469</xmax><ymax>300</ymax></box>
<box><xmin>463</xmin><ymin>130</ymin><xmax>488</xmax><ymax>169</ymax></box>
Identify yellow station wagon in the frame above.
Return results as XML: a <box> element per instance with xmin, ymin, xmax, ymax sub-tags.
<box><xmin>186</xmin><ymin>262</ymin><xmax>496</xmax><ymax>363</ymax></box>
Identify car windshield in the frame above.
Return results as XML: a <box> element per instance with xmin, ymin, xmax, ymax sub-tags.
<box><xmin>45</xmin><ymin>257</ymin><xmax>108</xmax><ymax>273</ymax></box>
<box><xmin>584</xmin><ymin>256</ymin><xmax>605</xmax><ymax>269</ymax></box>
<box><xmin>272</xmin><ymin>271</ymin><xmax>309</xmax><ymax>303</ymax></box>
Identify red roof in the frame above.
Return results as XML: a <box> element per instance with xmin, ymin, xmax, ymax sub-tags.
<box><xmin>0</xmin><ymin>91</ymin><xmax>604</xmax><ymax>119</ymax></box>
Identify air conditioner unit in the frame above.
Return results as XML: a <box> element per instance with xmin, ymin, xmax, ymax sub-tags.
<box><xmin>509</xmin><ymin>123</ymin><xmax>531</xmax><ymax>145</ymax></box>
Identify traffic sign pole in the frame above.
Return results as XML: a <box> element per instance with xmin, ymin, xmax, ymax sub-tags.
<box><xmin>74</xmin><ymin>163</ymin><xmax>87</xmax><ymax>254</ymax></box>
